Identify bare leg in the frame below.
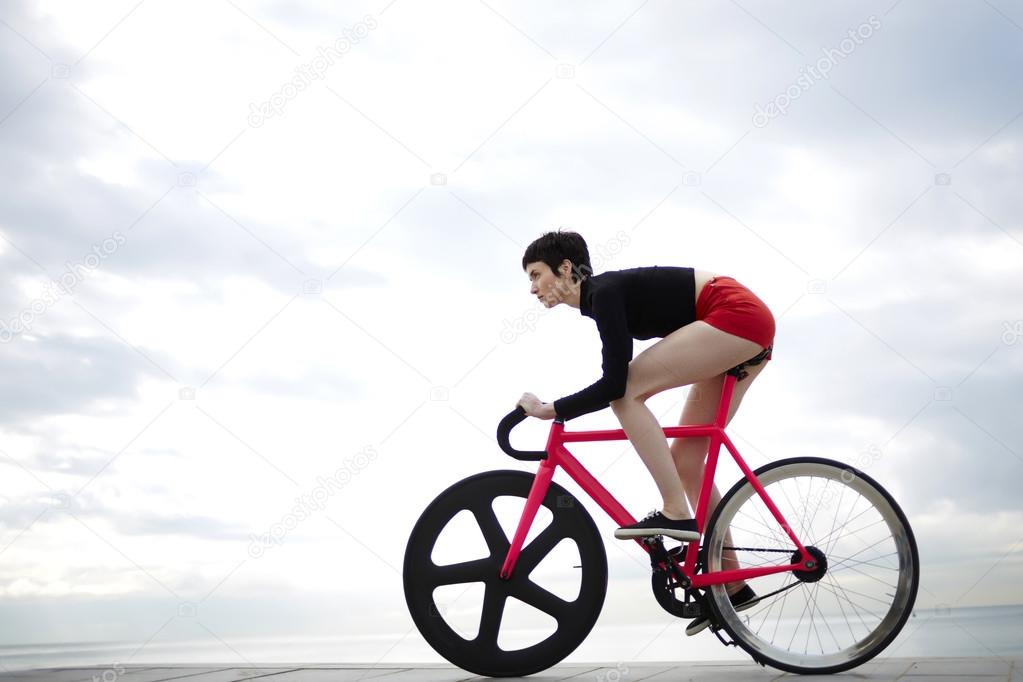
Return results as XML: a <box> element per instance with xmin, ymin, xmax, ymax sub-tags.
<box><xmin>612</xmin><ymin>396</ymin><xmax>691</xmax><ymax>519</ymax></box>
<box><xmin>609</xmin><ymin>320</ymin><xmax>766</xmax><ymax>524</ymax></box>
<box><xmin>671</xmin><ymin>362</ymin><xmax>768</xmax><ymax>594</ymax></box>
<box><xmin>676</xmin><ymin>444</ymin><xmax>746</xmax><ymax>593</ymax></box>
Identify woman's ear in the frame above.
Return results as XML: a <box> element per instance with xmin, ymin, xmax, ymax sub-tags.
<box><xmin>559</xmin><ymin>259</ymin><xmax>574</xmax><ymax>279</ymax></box>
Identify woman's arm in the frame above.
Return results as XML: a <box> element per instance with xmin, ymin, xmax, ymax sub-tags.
<box><xmin>552</xmin><ymin>286</ymin><xmax>632</xmax><ymax>421</ymax></box>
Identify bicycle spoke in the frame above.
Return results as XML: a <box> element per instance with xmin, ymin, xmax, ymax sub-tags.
<box><xmin>821</xmin><ymin>480</ymin><xmax>848</xmax><ymax>558</ymax></box>
<box><xmin>428</xmin><ymin>557</ymin><xmax>494</xmax><ymax>587</ymax></box>
<box><xmin>829</xmin><ymin>561</ymin><xmax>897</xmax><ymax>590</ymax></box>
<box><xmin>751</xmin><ymin>494</ymin><xmax>794</xmax><ymax>546</ymax></box>
<box><xmin>827</xmin><ymin>570</ymin><xmax>860</xmax><ymax>644</ymax></box>
<box><xmin>812</xmin><ymin>581</ymin><xmax>842</xmax><ymax>654</ymax></box>
<box><xmin>821</xmin><ymin>492</ymin><xmax>864</xmax><ymax>556</ymax></box>
<box><xmin>827</xmin><ymin>543</ymin><xmax>899</xmax><ymax>572</ymax></box>
<box><xmin>516</xmin><ymin>521</ymin><xmax>566</xmax><ymax>575</ymax></box>
<box><xmin>822</xmin><ymin>482</ymin><xmax>857</xmax><ymax>557</ymax></box>
<box><xmin>728</xmin><ymin>521</ymin><xmax>795</xmax><ymax>547</ymax></box>
<box><xmin>746</xmin><ymin>576</ymin><xmax>796</xmax><ymax>628</ymax></box>
<box><xmin>517</xmin><ymin>578</ymin><xmax>573</xmax><ymax>621</ymax></box>
<box><xmin>772</xmin><ymin>576</ymin><xmax>794</xmax><ymax>644</ymax></box>
<box><xmin>475</xmin><ymin>584</ymin><xmax>507</xmax><ymax>651</ymax></box>
<box><xmin>788</xmin><ymin>578</ymin><xmax>814</xmax><ymax>652</ymax></box>
<box><xmin>826</xmin><ymin>530</ymin><xmax>895</xmax><ymax>564</ymax></box>
<box><xmin>812</xmin><ymin>504</ymin><xmax>878</xmax><ymax>552</ymax></box>
<box><xmin>806</xmin><ymin>581</ymin><xmax>826</xmax><ymax>655</ymax></box>
<box><xmin>825</xmin><ymin>573</ymin><xmax>873</xmax><ymax>640</ymax></box>
<box><xmin>774</xmin><ymin>473</ymin><xmax>807</xmax><ymax>546</ymax></box>
<box><xmin>806</xmin><ymin>478</ymin><xmax>831</xmax><ymax>554</ymax></box>
<box><xmin>471</xmin><ymin>501</ymin><xmax>509</xmax><ymax>556</ymax></box>
<box><xmin>829</xmin><ymin>549</ymin><xmax>898</xmax><ymax>577</ymax></box>
<box><xmin>816</xmin><ymin>574</ymin><xmax>887</xmax><ymax>620</ymax></box>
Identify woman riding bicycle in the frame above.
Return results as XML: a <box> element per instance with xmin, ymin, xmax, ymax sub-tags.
<box><xmin>515</xmin><ymin>229</ymin><xmax>775</xmax><ymax>635</ymax></box>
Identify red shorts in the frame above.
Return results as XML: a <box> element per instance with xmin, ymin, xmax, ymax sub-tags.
<box><xmin>696</xmin><ymin>276</ymin><xmax>775</xmax><ymax>358</ymax></box>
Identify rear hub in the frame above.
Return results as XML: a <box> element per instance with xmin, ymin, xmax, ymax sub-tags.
<box><xmin>791</xmin><ymin>545</ymin><xmax>827</xmax><ymax>583</ymax></box>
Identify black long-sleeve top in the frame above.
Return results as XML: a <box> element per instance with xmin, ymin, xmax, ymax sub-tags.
<box><xmin>552</xmin><ymin>266</ymin><xmax>697</xmax><ymax>421</ymax></box>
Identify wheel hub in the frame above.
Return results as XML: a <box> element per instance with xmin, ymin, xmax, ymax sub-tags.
<box><xmin>791</xmin><ymin>545</ymin><xmax>827</xmax><ymax>583</ymax></box>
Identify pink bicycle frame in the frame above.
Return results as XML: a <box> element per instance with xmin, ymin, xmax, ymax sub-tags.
<box><xmin>499</xmin><ymin>372</ymin><xmax>812</xmax><ymax>586</ymax></box>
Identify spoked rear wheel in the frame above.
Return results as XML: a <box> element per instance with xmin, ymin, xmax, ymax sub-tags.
<box><xmin>403</xmin><ymin>470</ymin><xmax>607</xmax><ymax>677</ymax></box>
<box><xmin>702</xmin><ymin>457</ymin><xmax>918</xmax><ymax>674</ymax></box>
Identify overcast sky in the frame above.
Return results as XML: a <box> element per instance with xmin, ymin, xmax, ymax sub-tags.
<box><xmin>1</xmin><ymin>0</ymin><xmax>1022</xmax><ymax>670</ymax></box>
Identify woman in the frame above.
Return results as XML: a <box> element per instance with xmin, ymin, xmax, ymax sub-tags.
<box><xmin>516</xmin><ymin>230</ymin><xmax>774</xmax><ymax>635</ymax></box>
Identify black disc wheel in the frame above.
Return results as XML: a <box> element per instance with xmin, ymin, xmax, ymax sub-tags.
<box><xmin>702</xmin><ymin>457</ymin><xmax>919</xmax><ymax>674</ymax></box>
<box><xmin>403</xmin><ymin>470</ymin><xmax>607</xmax><ymax>677</ymax></box>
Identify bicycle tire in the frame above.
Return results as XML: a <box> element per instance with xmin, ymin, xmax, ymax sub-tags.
<box><xmin>403</xmin><ymin>470</ymin><xmax>607</xmax><ymax>677</ymax></box>
<box><xmin>702</xmin><ymin>457</ymin><xmax>918</xmax><ymax>674</ymax></box>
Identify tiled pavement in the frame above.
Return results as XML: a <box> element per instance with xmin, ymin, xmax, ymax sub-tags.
<box><xmin>0</xmin><ymin>658</ymin><xmax>1020</xmax><ymax>681</ymax></box>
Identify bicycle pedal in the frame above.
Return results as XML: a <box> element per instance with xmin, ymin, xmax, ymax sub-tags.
<box><xmin>667</xmin><ymin>545</ymin><xmax>688</xmax><ymax>561</ymax></box>
<box><xmin>711</xmin><ymin>624</ymin><xmax>736</xmax><ymax>648</ymax></box>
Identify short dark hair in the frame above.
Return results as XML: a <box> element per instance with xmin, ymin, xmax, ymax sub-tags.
<box><xmin>521</xmin><ymin>230</ymin><xmax>592</xmax><ymax>283</ymax></box>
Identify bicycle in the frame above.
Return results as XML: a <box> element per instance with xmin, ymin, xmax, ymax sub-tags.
<box><xmin>403</xmin><ymin>366</ymin><xmax>919</xmax><ymax>676</ymax></box>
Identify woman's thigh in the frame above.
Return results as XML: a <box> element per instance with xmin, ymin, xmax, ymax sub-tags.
<box><xmin>619</xmin><ymin>320</ymin><xmax>765</xmax><ymax>403</ymax></box>
<box><xmin>671</xmin><ymin>361</ymin><xmax>768</xmax><ymax>457</ymax></box>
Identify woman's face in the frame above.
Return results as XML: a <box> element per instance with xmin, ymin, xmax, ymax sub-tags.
<box><xmin>526</xmin><ymin>260</ymin><xmax>569</xmax><ymax>307</ymax></box>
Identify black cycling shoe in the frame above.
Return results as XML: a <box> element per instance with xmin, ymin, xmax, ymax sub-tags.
<box><xmin>614</xmin><ymin>510</ymin><xmax>700</xmax><ymax>541</ymax></box>
<box><xmin>686</xmin><ymin>584</ymin><xmax>760</xmax><ymax>636</ymax></box>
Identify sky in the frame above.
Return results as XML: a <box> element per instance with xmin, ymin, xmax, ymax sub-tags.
<box><xmin>1</xmin><ymin>0</ymin><xmax>1022</xmax><ymax>670</ymax></box>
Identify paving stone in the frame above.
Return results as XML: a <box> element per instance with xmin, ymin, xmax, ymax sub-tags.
<box><xmin>643</xmin><ymin>661</ymin><xmax>776</xmax><ymax>681</ymax></box>
<box><xmin>222</xmin><ymin>669</ymin><xmax>431</xmax><ymax>682</ymax></box>
<box><xmin>115</xmin><ymin>667</ymin><xmax>232</xmax><ymax>681</ymax></box>
<box><xmin>139</xmin><ymin>667</ymin><xmax>305</xmax><ymax>681</ymax></box>
<box><xmin>0</xmin><ymin>670</ymin><xmax>109</xmax><ymax>682</ymax></box>
<box><xmin>903</xmin><ymin>658</ymin><xmax>1011</xmax><ymax>677</ymax></box>
<box><xmin>1</xmin><ymin>658</ymin><xmax>1016</xmax><ymax>681</ymax></box>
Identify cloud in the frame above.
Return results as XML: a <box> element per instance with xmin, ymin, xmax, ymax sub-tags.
<box><xmin>0</xmin><ymin>333</ymin><xmax>170</xmax><ymax>429</ymax></box>
<box><xmin>0</xmin><ymin>488</ymin><xmax>246</xmax><ymax>542</ymax></box>
<box><xmin>0</xmin><ymin>2</ymin><xmax>385</xmax><ymax>298</ymax></box>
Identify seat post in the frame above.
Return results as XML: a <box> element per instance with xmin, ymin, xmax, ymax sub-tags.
<box><xmin>714</xmin><ymin>372</ymin><xmax>739</xmax><ymax>427</ymax></box>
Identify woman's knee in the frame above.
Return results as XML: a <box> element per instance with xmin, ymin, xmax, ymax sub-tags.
<box><xmin>611</xmin><ymin>377</ymin><xmax>656</xmax><ymax>411</ymax></box>
<box><xmin>609</xmin><ymin>394</ymin><xmax>636</xmax><ymax>415</ymax></box>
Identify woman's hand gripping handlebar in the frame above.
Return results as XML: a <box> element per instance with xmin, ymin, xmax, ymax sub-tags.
<box><xmin>496</xmin><ymin>405</ymin><xmax>549</xmax><ymax>461</ymax></box>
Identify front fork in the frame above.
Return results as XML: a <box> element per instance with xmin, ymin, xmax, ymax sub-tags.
<box><xmin>499</xmin><ymin>459</ymin><xmax>556</xmax><ymax>580</ymax></box>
